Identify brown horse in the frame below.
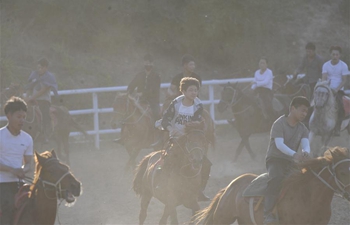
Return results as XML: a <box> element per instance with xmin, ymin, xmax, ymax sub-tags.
<box><xmin>194</xmin><ymin>146</ymin><xmax>350</xmax><ymax>225</ymax></box>
<box><xmin>133</xmin><ymin>127</ymin><xmax>209</xmax><ymax>225</ymax></box>
<box><xmin>14</xmin><ymin>150</ymin><xmax>82</xmax><ymax>225</ymax></box>
<box><xmin>23</xmin><ymin>104</ymin><xmax>88</xmax><ymax>164</ymax></box>
<box><xmin>111</xmin><ymin>93</ymin><xmax>158</xmax><ymax>171</ymax></box>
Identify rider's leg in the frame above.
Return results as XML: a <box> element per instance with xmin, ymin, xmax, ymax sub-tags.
<box><xmin>150</xmin><ymin>102</ymin><xmax>164</xmax><ymax>149</ymax></box>
<box><xmin>0</xmin><ymin>182</ymin><xmax>21</xmax><ymax>225</ymax></box>
<box><xmin>37</xmin><ymin>100</ymin><xmax>51</xmax><ymax>143</ymax></box>
<box><xmin>264</xmin><ymin>158</ymin><xmax>292</xmax><ymax>225</ymax></box>
<box><xmin>334</xmin><ymin>91</ymin><xmax>345</xmax><ymax>136</ymax></box>
<box><xmin>114</xmin><ymin>124</ymin><xmax>125</xmax><ymax>144</ymax></box>
<box><xmin>198</xmin><ymin>156</ymin><xmax>212</xmax><ymax>201</ymax></box>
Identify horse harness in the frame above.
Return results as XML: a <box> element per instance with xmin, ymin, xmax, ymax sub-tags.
<box><xmin>310</xmin><ymin>158</ymin><xmax>350</xmax><ymax>200</ymax></box>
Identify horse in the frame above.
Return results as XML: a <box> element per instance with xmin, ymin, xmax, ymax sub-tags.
<box><xmin>14</xmin><ymin>150</ymin><xmax>82</xmax><ymax>225</ymax></box>
<box><xmin>111</xmin><ymin>93</ymin><xmax>157</xmax><ymax>171</ymax></box>
<box><xmin>1</xmin><ymin>83</ymin><xmax>88</xmax><ymax>164</ymax></box>
<box><xmin>133</xmin><ymin>127</ymin><xmax>209</xmax><ymax>225</ymax></box>
<box><xmin>0</xmin><ymin>83</ymin><xmax>24</xmax><ymax>110</ymax></box>
<box><xmin>194</xmin><ymin>146</ymin><xmax>350</xmax><ymax>225</ymax></box>
<box><xmin>309</xmin><ymin>80</ymin><xmax>350</xmax><ymax>157</ymax></box>
<box><xmin>217</xmin><ymin>83</ymin><xmax>286</xmax><ymax>161</ymax></box>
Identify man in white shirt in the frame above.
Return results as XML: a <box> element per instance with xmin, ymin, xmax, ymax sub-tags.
<box><xmin>322</xmin><ymin>46</ymin><xmax>350</xmax><ymax>136</ymax></box>
<box><xmin>0</xmin><ymin>97</ymin><xmax>33</xmax><ymax>225</ymax></box>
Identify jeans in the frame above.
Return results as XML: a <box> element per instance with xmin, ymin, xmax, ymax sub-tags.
<box><xmin>0</xmin><ymin>182</ymin><xmax>23</xmax><ymax>225</ymax></box>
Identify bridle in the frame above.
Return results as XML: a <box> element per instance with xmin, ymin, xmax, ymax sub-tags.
<box><xmin>313</xmin><ymin>85</ymin><xmax>331</xmax><ymax>108</ymax></box>
<box><xmin>220</xmin><ymin>85</ymin><xmax>252</xmax><ymax>115</ymax></box>
<box><xmin>112</xmin><ymin>95</ymin><xmax>150</xmax><ymax>125</ymax></box>
<box><xmin>310</xmin><ymin>158</ymin><xmax>350</xmax><ymax>201</ymax></box>
<box><xmin>171</xmin><ymin>130</ymin><xmax>207</xmax><ymax>178</ymax></box>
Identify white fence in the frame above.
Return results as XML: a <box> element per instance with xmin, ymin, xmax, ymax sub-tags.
<box><xmin>1</xmin><ymin>78</ymin><xmax>349</xmax><ymax>149</ymax></box>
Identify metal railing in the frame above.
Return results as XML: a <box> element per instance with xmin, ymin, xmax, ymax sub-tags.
<box><xmin>1</xmin><ymin>77</ymin><xmax>349</xmax><ymax>149</ymax></box>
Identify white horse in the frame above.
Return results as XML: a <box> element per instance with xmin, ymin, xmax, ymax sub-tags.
<box><xmin>309</xmin><ymin>80</ymin><xmax>350</xmax><ymax>156</ymax></box>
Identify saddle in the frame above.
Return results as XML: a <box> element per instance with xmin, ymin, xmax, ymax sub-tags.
<box><xmin>343</xmin><ymin>95</ymin><xmax>350</xmax><ymax>117</ymax></box>
<box><xmin>12</xmin><ymin>184</ymin><xmax>32</xmax><ymax>225</ymax></box>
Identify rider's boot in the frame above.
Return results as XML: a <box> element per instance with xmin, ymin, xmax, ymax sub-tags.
<box><xmin>333</xmin><ymin>120</ymin><xmax>342</xmax><ymax>137</ymax></box>
<box><xmin>263</xmin><ymin>194</ymin><xmax>279</xmax><ymax>225</ymax></box>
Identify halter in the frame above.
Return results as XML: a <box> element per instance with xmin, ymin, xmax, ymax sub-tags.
<box><xmin>311</xmin><ymin>158</ymin><xmax>350</xmax><ymax>200</ymax></box>
<box><xmin>172</xmin><ymin>130</ymin><xmax>207</xmax><ymax>178</ymax></box>
<box><xmin>113</xmin><ymin>96</ymin><xmax>150</xmax><ymax>125</ymax></box>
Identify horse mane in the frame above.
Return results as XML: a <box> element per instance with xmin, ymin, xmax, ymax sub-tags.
<box><xmin>30</xmin><ymin>151</ymin><xmax>56</xmax><ymax>193</ymax></box>
<box><xmin>283</xmin><ymin>147</ymin><xmax>349</xmax><ymax>189</ymax></box>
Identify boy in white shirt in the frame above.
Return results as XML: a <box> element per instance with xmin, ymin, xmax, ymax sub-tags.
<box><xmin>322</xmin><ymin>46</ymin><xmax>350</xmax><ymax>136</ymax></box>
<box><xmin>0</xmin><ymin>96</ymin><xmax>33</xmax><ymax>225</ymax></box>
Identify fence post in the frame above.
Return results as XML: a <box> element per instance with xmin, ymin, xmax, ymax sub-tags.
<box><xmin>92</xmin><ymin>92</ymin><xmax>100</xmax><ymax>149</ymax></box>
<box><xmin>208</xmin><ymin>84</ymin><xmax>215</xmax><ymax>121</ymax></box>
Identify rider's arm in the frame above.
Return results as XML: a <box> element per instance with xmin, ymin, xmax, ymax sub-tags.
<box><xmin>192</xmin><ymin>102</ymin><xmax>203</xmax><ymax>121</ymax></box>
<box><xmin>321</xmin><ymin>63</ymin><xmax>328</xmax><ymax>81</ymax></box>
<box><xmin>23</xmin><ymin>155</ymin><xmax>33</xmax><ymax>174</ymax></box>
<box><xmin>275</xmin><ymin>138</ymin><xmax>296</xmax><ymax>157</ymax></box>
<box><xmin>335</xmin><ymin>76</ymin><xmax>346</xmax><ymax>92</ymax></box>
<box><xmin>301</xmin><ymin>138</ymin><xmax>310</xmax><ymax>154</ymax></box>
<box><xmin>294</xmin><ymin>57</ymin><xmax>306</xmax><ymax>77</ymax></box>
<box><xmin>335</xmin><ymin>64</ymin><xmax>350</xmax><ymax>92</ymax></box>
<box><xmin>161</xmin><ymin>99</ymin><xmax>176</xmax><ymax>131</ymax></box>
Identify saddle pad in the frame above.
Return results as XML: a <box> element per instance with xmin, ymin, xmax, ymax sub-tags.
<box><xmin>242</xmin><ymin>173</ymin><xmax>269</xmax><ymax>197</ymax></box>
<box><xmin>343</xmin><ymin>96</ymin><xmax>350</xmax><ymax>117</ymax></box>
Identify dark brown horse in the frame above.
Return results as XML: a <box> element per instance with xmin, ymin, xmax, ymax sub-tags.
<box><xmin>133</xmin><ymin>127</ymin><xmax>209</xmax><ymax>225</ymax></box>
<box><xmin>1</xmin><ymin>84</ymin><xmax>88</xmax><ymax>164</ymax></box>
<box><xmin>194</xmin><ymin>146</ymin><xmax>350</xmax><ymax>225</ymax></box>
<box><xmin>111</xmin><ymin>93</ymin><xmax>157</xmax><ymax>171</ymax></box>
<box><xmin>15</xmin><ymin>150</ymin><xmax>82</xmax><ymax>225</ymax></box>
<box><xmin>23</xmin><ymin>104</ymin><xmax>88</xmax><ymax>164</ymax></box>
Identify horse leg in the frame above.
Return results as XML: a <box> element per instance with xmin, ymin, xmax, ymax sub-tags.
<box><xmin>189</xmin><ymin>201</ymin><xmax>201</xmax><ymax>225</ymax></box>
<box><xmin>232</xmin><ymin>139</ymin><xmax>245</xmax><ymax>162</ymax></box>
<box><xmin>139</xmin><ymin>193</ymin><xmax>152</xmax><ymax>225</ymax></box>
<box><xmin>159</xmin><ymin>205</ymin><xmax>173</xmax><ymax>225</ymax></box>
<box><xmin>243</xmin><ymin>136</ymin><xmax>256</xmax><ymax>160</ymax></box>
<box><xmin>169</xmin><ymin>209</ymin><xmax>178</xmax><ymax>225</ymax></box>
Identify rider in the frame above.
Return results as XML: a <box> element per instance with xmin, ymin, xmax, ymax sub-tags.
<box><xmin>25</xmin><ymin>58</ymin><xmax>58</xmax><ymax>143</ymax></box>
<box><xmin>0</xmin><ymin>97</ymin><xmax>33</xmax><ymax>225</ymax></box>
<box><xmin>321</xmin><ymin>46</ymin><xmax>350</xmax><ymax>136</ymax></box>
<box><xmin>114</xmin><ymin>53</ymin><xmax>161</xmax><ymax>144</ymax></box>
<box><xmin>293</xmin><ymin>42</ymin><xmax>324</xmax><ymax>98</ymax></box>
<box><xmin>251</xmin><ymin>57</ymin><xmax>275</xmax><ymax>121</ymax></box>
<box><xmin>263</xmin><ymin>96</ymin><xmax>311</xmax><ymax>225</ymax></box>
<box><xmin>166</xmin><ymin>54</ymin><xmax>202</xmax><ymax>100</ymax></box>
<box><xmin>160</xmin><ymin>77</ymin><xmax>211</xmax><ymax>201</ymax></box>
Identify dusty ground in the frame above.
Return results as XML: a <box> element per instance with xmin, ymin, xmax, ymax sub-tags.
<box><xmin>50</xmin><ymin>126</ymin><xmax>349</xmax><ymax>225</ymax></box>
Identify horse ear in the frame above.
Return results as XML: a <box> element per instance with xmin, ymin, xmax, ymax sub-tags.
<box><xmin>35</xmin><ymin>151</ymin><xmax>45</xmax><ymax>165</ymax></box>
<box><xmin>51</xmin><ymin>149</ymin><xmax>57</xmax><ymax>158</ymax></box>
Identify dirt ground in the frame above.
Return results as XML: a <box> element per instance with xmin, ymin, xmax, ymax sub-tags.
<box><xmin>50</xmin><ymin>126</ymin><xmax>349</xmax><ymax>225</ymax></box>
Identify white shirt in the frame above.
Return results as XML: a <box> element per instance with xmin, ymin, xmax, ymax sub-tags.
<box><xmin>172</xmin><ymin>103</ymin><xmax>195</xmax><ymax>137</ymax></box>
<box><xmin>0</xmin><ymin>126</ymin><xmax>33</xmax><ymax>183</ymax></box>
<box><xmin>252</xmin><ymin>68</ymin><xmax>273</xmax><ymax>90</ymax></box>
<box><xmin>322</xmin><ymin>60</ymin><xmax>350</xmax><ymax>90</ymax></box>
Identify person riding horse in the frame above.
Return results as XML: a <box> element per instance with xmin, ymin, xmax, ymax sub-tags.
<box><xmin>165</xmin><ymin>54</ymin><xmax>202</xmax><ymax>105</ymax></box>
<box><xmin>292</xmin><ymin>42</ymin><xmax>324</xmax><ymax>99</ymax></box>
<box><xmin>0</xmin><ymin>97</ymin><xmax>34</xmax><ymax>225</ymax></box>
<box><xmin>158</xmin><ymin>77</ymin><xmax>211</xmax><ymax>201</ymax></box>
<box><xmin>114</xmin><ymin>53</ymin><xmax>161</xmax><ymax>144</ymax></box>
<box><xmin>322</xmin><ymin>46</ymin><xmax>350</xmax><ymax>136</ymax></box>
<box><xmin>263</xmin><ymin>96</ymin><xmax>311</xmax><ymax>225</ymax></box>
<box><xmin>251</xmin><ymin>57</ymin><xmax>275</xmax><ymax>122</ymax></box>
<box><xmin>24</xmin><ymin>58</ymin><xmax>58</xmax><ymax>144</ymax></box>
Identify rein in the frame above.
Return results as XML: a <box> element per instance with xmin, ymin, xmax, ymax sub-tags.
<box><xmin>221</xmin><ymin>85</ymin><xmax>255</xmax><ymax>115</ymax></box>
<box><xmin>310</xmin><ymin>158</ymin><xmax>350</xmax><ymax>200</ymax></box>
<box><xmin>24</xmin><ymin>105</ymin><xmax>37</xmax><ymax>124</ymax></box>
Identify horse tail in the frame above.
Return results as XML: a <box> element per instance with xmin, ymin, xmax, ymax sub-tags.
<box><xmin>193</xmin><ymin>188</ymin><xmax>225</xmax><ymax>225</ymax></box>
<box><xmin>133</xmin><ymin>153</ymin><xmax>151</xmax><ymax>196</ymax></box>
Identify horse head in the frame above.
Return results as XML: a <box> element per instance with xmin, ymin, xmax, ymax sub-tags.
<box><xmin>175</xmin><ymin>125</ymin><xmax>208</xmax><ymax>170</ymax></box>
<box><xmin>217</xmin><ymin>82</ymin><xmax>240</xmax><ymax>113</ymax></box>
<box><xmin>34</xmin><ymin>150</ymin><xmax>82</xmax><ymax>204</ymax></box>
<box><xmin>313</xmin><ymin>80</ymin><xmax>334</xmax><ymax>108</ymax></box>
<box><xmin>324</xmin><ymin>147</ymin><xmax>350</xmax><ymax>200</ymax></box>
<box><xmin>0</xmin><ymin>83</ymin><xmax>24</xmax><ymax>105</ymax></box>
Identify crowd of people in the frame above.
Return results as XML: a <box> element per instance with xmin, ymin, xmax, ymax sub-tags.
<box><xmin>0</xmin><ymin>42</ymin><xmax>349</xmax><ymax>225</ymax></box>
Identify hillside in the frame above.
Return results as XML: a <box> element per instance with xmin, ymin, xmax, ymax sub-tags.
<box><xmin>1</xmin><ymin>0</ymin><xmax>349</xmax><ymax>93</ymax></box>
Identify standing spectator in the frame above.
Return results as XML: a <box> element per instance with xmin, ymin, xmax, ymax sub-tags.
<box><xmin>293</xmin><ymin>42</ymin><xmax>324</xmax><ymax>96</ymax></box>
<box><xmin>25</xmin><ymin>58</ymin><xmax>58</xmax><ymax>143</ymax></box>
<box><xmin>0</xmin><ymin>97</ymin><xmax>33</xmax><ymax>225</ymax></box>
<box><xmin>322</xmin><ymin>46</ymin><xmax>350</xmax><ymax>136</ymax></box>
